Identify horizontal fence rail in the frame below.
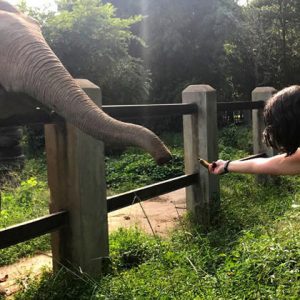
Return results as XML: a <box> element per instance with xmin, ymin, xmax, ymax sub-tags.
<box><xmin>0</xmin><ymin>101</ymin><xmax>265</xmax><ymax>127</ymax></box>
<box><xmin>107</xmin><ymin>173</ymin><xmax>198</xmax><ymax>212</ymax></box>
<box><xmin>217</xmin><ymin>100</ymin><xmax>265</xmax><ymax>111</ymax></box>
<box><xmin>0</xmin><ymin>211</ymin><xmax>68</xmax><ymax>249</ymax></box>
<box><xmin>102</xmin><ymin>103</ymin><xmax>198</xmax><ymax>118</ymax></box>
<box><xmin>0</xmin><ymin>103</ymin><xmax>198</xmax><ymax>127</ymax></box>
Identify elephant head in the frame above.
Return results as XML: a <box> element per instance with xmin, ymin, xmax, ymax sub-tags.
<box><xmin>0</xmin><ymin>1</ymin><xmax>172</xmax><ymax>164</ymax></box>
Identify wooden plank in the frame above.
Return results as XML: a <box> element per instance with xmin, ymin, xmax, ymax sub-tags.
<box><xmin>107</xmin><ymin>173</ymin><xmax>198</xmax><ymax>212</ymax></box>
<box><xmin>0</xmin><ymin>211</ymin><xmax>68</xmax><ymax>249</ymax></box>
<box><xmin>0</xmin><ymin>103</ymin><xmax>197</xmax><ymax>127</ymax></box>
<box><xmin>217</xmin><ymin>100</ymin><xmax>265</xmax><ymax>111</ymax></box>
<box><xmin>45</xmin><ymin>79</ymin><xmax>109</xmax><ymax>277</ymax></box>
<box><xmin>0</xmin><ymin>99</ymin><xmax>266</xmax><ymax>127</ymax></box>
<box><xmin>102</xmin><ymin>103</ymin><xmax>198</xmax><ymax>118</ymax></box>
<box><xmin>252</xmin><ymin>87</ymin><xmax>277</xmax><ymax>184</ymax></box>
<box><xmin>183</xmin><ymin>85</ymin><xmax>219</xmax><ymax>227</ymax></box>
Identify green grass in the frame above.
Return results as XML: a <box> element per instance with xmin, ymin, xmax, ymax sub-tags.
<box><xmin>106</xmin><ymin>147</ymin><xmax>184</xmax><ymax>195</ymax></box>
<box><xmin>6</xmin><ymin>144</ymin><xmax>185</xmax><ymax>230</ymax></box>
<box><xmin>0</xmin><ymin>134</ymin><xmax>184</xmax><ymax>266</ymax></box>
<box><xmin>0</xmin><ymin>158</ymin><xmax>50</xmax><ymax>266</ymax></box>
<box><xmin>106</xmin><ymin>131</ymin><xmax>184</xmax><ymax>195</ymax></box>
<box><xmin>13</xmin><ymin>201</ymin><xmax>300</xmax><ymax>299</ymax></box>
<box><xmin>2</xmin><ymin>126</ymin><xmax>300</xmax><ymax>298</ymax></box>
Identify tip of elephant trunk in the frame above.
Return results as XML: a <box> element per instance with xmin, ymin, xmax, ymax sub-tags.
<box><xmin>145</xmin><ymin>135</ymin><xmax>172</xmax><ymax>165</ymax></box>
<box><xmin>155</xmin><ymin>151</ymin><xmax>172</xmax><ymax>165</ymax></box>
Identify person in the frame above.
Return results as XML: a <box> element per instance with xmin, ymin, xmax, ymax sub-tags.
<box><xmin>209</xmin><ymin>85</ymin><xmax>300</xmax><ymax>176</ymax></box>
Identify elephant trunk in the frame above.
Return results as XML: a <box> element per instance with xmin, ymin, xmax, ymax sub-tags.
<box><xmin>11</xmin><ymin>34</ymin><xmax>171</xmax><ymax>164</ymax></box>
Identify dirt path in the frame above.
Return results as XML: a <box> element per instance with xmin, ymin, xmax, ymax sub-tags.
<box><xmin>0</xmin><ymin>188</ymin><xmax>186</xmax><ymax>297</ymax></box>
<box><xmin>0</xmin><ymin>254</ymin><xmax>52</xmax><ymax>297</ymax></box>
<box><xmin>108</xmin><ymin>188</ymin><xmax>186</xmax><ymax>236</ymax></box>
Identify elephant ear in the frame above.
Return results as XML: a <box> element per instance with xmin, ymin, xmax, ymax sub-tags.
<box><xmin>0</xmin><ymin>1</ymin><xmax>20</xmax><ymax>13</ymax></box>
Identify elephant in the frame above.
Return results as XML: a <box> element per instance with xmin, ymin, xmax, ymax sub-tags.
<box><xmin>0</xmin><ymin>1</ymin><xmax>172</xmax><ymax>164</ymax></box>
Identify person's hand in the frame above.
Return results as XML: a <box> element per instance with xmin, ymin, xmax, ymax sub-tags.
<box><xmin>208</xmin><ymin>160</ymin><xmax>228</xmax><ymax>175</ymax></box>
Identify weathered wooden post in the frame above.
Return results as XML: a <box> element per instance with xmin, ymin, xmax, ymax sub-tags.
<box><xmin>252</xmin><ymin>87</ymin><xmax>277</xmax><ymax>183</ymax></box>
<box><xmin>45</xmin><ymin>79</ymin><xmax>109</xmax><ymax>277</ymax></box>
<box><xmin>182</xmin><ymin>85</ymin><xmax>219</xmax><ymax>227</ymax></box>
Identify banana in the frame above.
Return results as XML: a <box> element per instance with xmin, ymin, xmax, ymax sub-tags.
<box><xmin>199</xmin><ymin>158</ymin><xmax>210</xmax><ymax>169</ymax></box>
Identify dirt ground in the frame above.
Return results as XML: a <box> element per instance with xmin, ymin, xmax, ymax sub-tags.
<box><xmin>0</xmin><ymin>188</ymin><xmax>186</xmax><ymax>297</ymax></box>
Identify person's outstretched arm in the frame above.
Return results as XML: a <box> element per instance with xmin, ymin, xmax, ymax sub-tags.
<box><xmin>209</xmin><ymin>149</ymin><xmax>300</xmax><ymax>176</ymax></box>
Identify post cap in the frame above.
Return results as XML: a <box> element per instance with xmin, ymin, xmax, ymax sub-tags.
<box><xmin>183</xmin><ymin>85</ymin><xmax>215</xmax><ymax>94</ymax></box>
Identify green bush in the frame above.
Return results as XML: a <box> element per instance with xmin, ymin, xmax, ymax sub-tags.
<box><xmin>219</xmin><ymin>124</ymin><xmax>253</xmax><ymax>153</ymax></box>
<box><xmin>106</xmin><ymin>147</ymin><xmax>184</xmax><ymax>194</ymax></box>
<box><xmin>109</xmin><ymin>227</ymin><xmax>160</xmax><ymax>270</ymax></box>
<box><xmin>0</xmin><ymin>159</ymin><xmax>50</xmax><ymax>266</ymax></box>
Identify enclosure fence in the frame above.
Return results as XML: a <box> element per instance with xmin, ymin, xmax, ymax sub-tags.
<box><xmin>0</xmin><ymin>80</ymin><xmax>276</xmax><ymax>277</ymax></box>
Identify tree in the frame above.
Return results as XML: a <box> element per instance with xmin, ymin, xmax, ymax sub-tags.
<box><xmin>21</xmin><ymin>0</ymin><xmax>151</xmax><ymax>104</ymax></box>
<box><xmin>17</xmin><ymin>0</ymin><xmax>153</xmax><ymax>155</ymax></box>
<box><xmin>243</xmin><ymin>0</ymin><xmax>300</xmax><ymax>88</ymax></box>
<box><xmin>105</xmin><ymin>0</ymin><xmax>247</xmax><ymax>103</ymax></box>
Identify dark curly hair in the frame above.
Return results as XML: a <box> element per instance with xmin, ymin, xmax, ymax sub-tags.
<box><xmin>263</xmin><ymin>85</ymin><xmax>300</xmax><ymax>156</ymax></box>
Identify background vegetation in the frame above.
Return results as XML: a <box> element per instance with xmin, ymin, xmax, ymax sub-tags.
<box><xmin>104</xmin><ymin>0</ymin><xmax>300</xmax><ymax>102</ymax></box>
<box><xmin>17</xmin><ymin>0</ymin><xmax>300</xmax><ymax>153</ymax></box>
<box><xmin>21</xmin><ymin>0</ymin><xmax>300</xmax><ymax>105</ymax></box>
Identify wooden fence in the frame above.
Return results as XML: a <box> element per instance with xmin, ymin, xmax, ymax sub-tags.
<box><xmin>0</xmin><ymin>81</ymin><xmax>276</xmax><ymax>277</ymax></box>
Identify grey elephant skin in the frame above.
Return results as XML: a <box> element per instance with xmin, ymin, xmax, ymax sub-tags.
<box><xmin>0</xmin><ymin>1</ymin><xmax>172</xmax><ymax>164</ymax></box>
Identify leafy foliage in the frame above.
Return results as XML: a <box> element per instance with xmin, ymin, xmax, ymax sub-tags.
<box><xmin>219</xmin><ymin>124</ymin><xmax>253</xmax><ymax>155</ymax></box>
<box><xmin>43</xmin><ymin>0</ymin><xmax>151</xmax><ymax>104</ymax></box>
<box><xmin>105</xmin><ymin>0</ymin><xmax>252</xmax><ymax>103</ymax></box>
<box><xmin>19</xmin><ymin>0</ymin><xmax>151</xmax><ymax>105</ymax></box>
<box><xmin>18</xmin><ymin>0</ymin><xmax>300</xmax><ymax>129</ymax></box>
<box><xmin>0</xmin><ymin>159</ymin><xmax>50</xmax><ymax>266</ymax></box>
<box><xmin>244</xmin><ymin>0</ymin><xmax>300</xmax><ymax>88</ymax></box>
<box><xmin>106</xmin><ymin>147</ymin><xmax>183</xmax><ymax>195</ymax></box>
<box><xmin>104</xmin><ymin>0</ymin><xmax>300</xmax><ymax>108</ymax></box>
<box><xmin>18</xmin><ymin>0</ymin><xmax>300</xmax><ymax>152</ymax></box>
<box><xmin>18</xmin><ymin>0</ymin><xmax>154</xmax><ymax>156</ymax></box>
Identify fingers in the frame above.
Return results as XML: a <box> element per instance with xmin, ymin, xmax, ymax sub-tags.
<box><xmin>209</xmin><ymin>160</ymin><xmax>227</xmax><ymax>175</ymax></box>
<box><xmin>208</xmin><ymin>161</ymin><xmax>217</xmax><ymax>173</ymax></box>
<box><xmin>200</xmin><ymin>159</ymin><xmax>218</xmax><ymax>174</ymax></box>
<box><xmin>199</xmin><ymin>159</ymin><xmax>217</xmax><ymax>169</ymax></box>
<box><xmin>199</xmin><ymin>158</ymin><xmax>227</xmax><ymax>175</ymax></box>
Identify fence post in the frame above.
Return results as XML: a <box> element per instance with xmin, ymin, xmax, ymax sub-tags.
<box><xmin>44</xmin><ymin>79</ymin><xmax>109</xmax><ymax>277</ymax></box>
<box><xmin>182</xmin><ymin>85</ymin><xmax>219</xmax><ymax>227</ymax></box>
<box><xmin>252</xmin><ymin>87</ymin><xmax>277</xmax><ymax>183</ymax></box>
